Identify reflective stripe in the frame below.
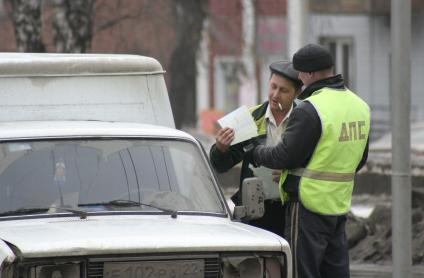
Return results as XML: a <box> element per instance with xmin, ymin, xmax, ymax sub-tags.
<box><xmin>289</xmin><ymin>168</ymin><xmax>355</xmax><ymax>182</ymax></box>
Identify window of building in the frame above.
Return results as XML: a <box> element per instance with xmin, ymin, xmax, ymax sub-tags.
<box><xmin>214</xmin><ymin>57</ymin><xmax>243</xmax><ymax>113</ymax></box>
<box><xmin>214</xmin><ymin>57</ymin><xmax>258</xmax><ymax>113</ymax></box>
<box><xmin>320</xmin><ymin>37</ymin><xmax>355</xmax><ymax>89</ymax></box>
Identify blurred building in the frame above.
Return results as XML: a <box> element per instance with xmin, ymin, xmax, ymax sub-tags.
<box><xmin>197</xmin><ymin>0</ymin><xmax>424</xmax><ymax>141</ymax></box>
<box><xmin>310</xmin><ymin>0</ymin><xmax>424</xmax><ymax>140</ymax></box>
<box><xmin>197</xmin><ymin>0</ymin><xmax>289</xmax><ymax>135</ymax></box>
<box><xmin>0</xmin><ymin>0</ymin><xmax>423</xmax><ymax>138</ymax></box>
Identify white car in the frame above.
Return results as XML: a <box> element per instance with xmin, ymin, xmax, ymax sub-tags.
<box><xmin>0</xmin><ymin>54</ymin><xmax>292</xmax><ymax>278</ymax></box>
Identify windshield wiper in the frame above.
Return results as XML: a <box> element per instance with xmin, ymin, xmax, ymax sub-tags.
<box><xmin>0</xmin><ymin>208</ymin><xmax>49</xmax><ymax>217</ymax></box>
<box><xmin>81</xmin><ymin>199</ymin><xmax>178</xmax><ymax>218</ymax></box>
<box><xmin>0</xmin><ymin>206</ymin><xmax>87</xmax><ymax>219</ymax></box>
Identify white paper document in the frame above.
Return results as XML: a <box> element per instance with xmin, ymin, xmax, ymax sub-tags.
<box><xmin>217</xmin><ymin>106</ymin><xmax>258</xmax><ymax>145</ymax></box>
<box><xmin>252</xmin><ymin>166</ymin><xmax>280</xmax><ymax>200</ymax></box>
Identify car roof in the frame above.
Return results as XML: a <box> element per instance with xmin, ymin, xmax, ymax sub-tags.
<box><xmin>0</xmin><ymin>121</ymin><xmax>195</xmax><ymax>141</ymax></box>
<box><xmin>0</xmin><ymin>53</ymin><xmax>164</xmax><ymax>77</ymax></box>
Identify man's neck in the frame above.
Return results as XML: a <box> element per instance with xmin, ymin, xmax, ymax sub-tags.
<box><xmin>272</xmin><ymin>107</ymin><xmax>289</xmax><ymax>126</ymax></box>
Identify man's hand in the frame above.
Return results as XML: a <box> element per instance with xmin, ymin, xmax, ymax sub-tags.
<box><xmin>215</xmin><ymin>127</ymin><xmax>235</xmax><ymax>153</ymax></box>
<box><xmin>244</xmin><ymin>137</ymin><xmax>266</xmax><ymax>167</ymax></box>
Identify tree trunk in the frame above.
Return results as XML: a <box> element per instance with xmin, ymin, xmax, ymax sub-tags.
<box><xmin>5</xmin><ymin>0</ymin><xmax>45</xmax><ymax>52</ymax></box>
<box><xmin>52</xmin><ymin>0</ymin><xmax>95</xmax><ymax>53</ymax></box>
<box><xmin>169</xmin><ymin>0</ymin><xmax>209</xmax><ymax>129</ymax></box>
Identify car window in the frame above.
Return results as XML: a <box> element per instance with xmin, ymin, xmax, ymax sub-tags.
<box><xmin>0</xmin><ymin>139</ymin><xmax>225</xmax><ymax>217</ymax></box>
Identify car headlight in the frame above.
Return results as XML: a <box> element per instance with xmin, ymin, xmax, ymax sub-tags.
<box><xmin>32</xmin><ymin>263</ymin><xmax>80</xmax><ymax>278</ymax></box>
<box><xmin>222</xmin><ymin>255</ymin><xmax>283</xmax><ymax>278</ymax></box>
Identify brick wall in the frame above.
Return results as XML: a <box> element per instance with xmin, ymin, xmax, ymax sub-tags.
<box><xmin>209</xmin><ymin>0</ymin><xmax>242</xmax><ymax>57</ymax></box>
<box><xmin>256</xmin><ymin>0</ymin><xmax>287</xmax><ymax>16</ymax></box>
<box><xmin>92</xmin><ymin>0</ymin><xmax>176</xmax><ymax>68</ymax></box>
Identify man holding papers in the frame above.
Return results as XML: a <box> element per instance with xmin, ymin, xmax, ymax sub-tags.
<box><xmin>209</xmin><ymin>61</ymin><xmax>302</xmax><ymax>237</ymax></box>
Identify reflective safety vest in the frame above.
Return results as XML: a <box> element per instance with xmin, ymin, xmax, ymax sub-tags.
<box><xmin>279</xmin><ymin>87</ymin><xmax>370</xmax><ymax>215</ymax></box>
<box><xmin>249</xmin><ymin>104</ymin><xmax>267</xmax><ymax>136</ymax></box>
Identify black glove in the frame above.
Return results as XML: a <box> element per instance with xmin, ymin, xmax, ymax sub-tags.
<box><xmin>242</xmin><ymin>137</ymin><xmax>264</xmax><ymax>167</ymax></box>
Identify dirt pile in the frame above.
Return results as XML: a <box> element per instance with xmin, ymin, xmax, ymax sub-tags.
<box><xmin>347</xmin><ymin>189</ymin><xmax>424</xmax><ymax>264</ymax></box>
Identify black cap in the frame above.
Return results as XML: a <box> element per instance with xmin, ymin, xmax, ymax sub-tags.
<box><xmin>293</xmin><ymin>44</ymin><xmax>334</xmax><ymax>72</ymax></box>
<box><xmin>269</xmin><ymin>61</ymin><xmax>302</xmax><ymax>87</ymax></box>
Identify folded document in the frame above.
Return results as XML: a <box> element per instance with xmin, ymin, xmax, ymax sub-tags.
<box><xmin>217</xmin><ymin>106</ymin><xmax>258</xmax><ymax>145</ymax></box>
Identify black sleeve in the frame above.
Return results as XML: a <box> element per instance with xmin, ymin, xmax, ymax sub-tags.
<box><xmin>356</xmin><ymin>138</ymin><xmax>369</xmax><ymax>172</ymax></box>
<box><xmin>209</xmin><ymin>142</ymin><xmax>245</xmax><ymax>173</ymax></box>
<box><xmin>252</xmin><ymin>102</ymin><xmax>321</xmax><ymax>169</ymax></box>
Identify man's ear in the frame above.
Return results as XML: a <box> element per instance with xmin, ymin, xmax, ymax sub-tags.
<box><xmin>295</xmin><ymin>87</ymin><xmax>302</xmax><ymax>97</ymax></box>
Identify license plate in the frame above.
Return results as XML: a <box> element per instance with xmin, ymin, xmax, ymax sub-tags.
<box><xmin>103</xmin><ymin>260</ymin><xmax>204</xmax><ymax>278</ymax></box>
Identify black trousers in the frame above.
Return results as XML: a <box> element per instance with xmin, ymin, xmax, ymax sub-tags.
<box><xmin>247</xmin><ymin>199</ymin><xmax>285</xmax><ymax>237</ymax></box>
<box><xmin>285</xmin><ymin>202</ymin><xmax>350</xmax><ymax>278</ymax></box>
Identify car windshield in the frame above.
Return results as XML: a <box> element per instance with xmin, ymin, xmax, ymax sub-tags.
<box><xmin>0</xmin><ymin>138</ymin><xmax>226</xmax><ymax>217</ymax></box>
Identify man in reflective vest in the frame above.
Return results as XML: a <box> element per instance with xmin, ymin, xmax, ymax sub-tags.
<box><xmin>252</xmin><ymin>44</ymin><xmax>370</xmax><ymax>278</ymax></box>
<box><xmin>210</xmin><ymin>61</ymin><xmax>302</xmax><ymax>237</ymax></box>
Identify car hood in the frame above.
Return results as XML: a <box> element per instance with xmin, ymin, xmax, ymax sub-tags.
<box><xmin>0</xmin><ymin>215</ymin><xmax>287</xmax><ymax>258</ymax></box>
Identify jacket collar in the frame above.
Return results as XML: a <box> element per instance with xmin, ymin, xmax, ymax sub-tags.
<box><xmin>299</xmin><ymin>74</ymin><xmax>345</xmax><ymax>100</ymax></box>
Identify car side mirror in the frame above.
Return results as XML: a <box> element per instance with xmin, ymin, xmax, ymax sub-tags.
<box><xmin>233</xmin><ymin>177</ymin><xmax>265</xmax><ymax>221</ymax></box>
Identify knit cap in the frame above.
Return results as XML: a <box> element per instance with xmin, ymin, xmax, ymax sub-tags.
<box><xmin>293</xmin><ymin>44</ymin><xmax>334</xmax><ymax>72</ymax></box>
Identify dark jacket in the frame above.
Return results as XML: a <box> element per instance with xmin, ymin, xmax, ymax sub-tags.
<box><xmin>209</xmin><ymin>101</ymin><xmax>269</xmax><ymax>205</ymax></box>
<box><xmin>253</xmin><ymin>75</ymin><xmax>369</xmax><ymax>200</ymax></box>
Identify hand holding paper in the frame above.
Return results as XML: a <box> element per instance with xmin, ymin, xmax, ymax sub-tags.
<box><xmin>217</xmin><ymin>106</ymin><xmax>258</xmax><ymax>145</ymax></box>
<box><xmin>215</xmin><ymin>127</ymin><xmax>235</xmax><ymax>153</ymax></box>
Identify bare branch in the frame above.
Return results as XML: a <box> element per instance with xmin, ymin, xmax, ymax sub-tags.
<box><xmin>94</xmin><ymin>12</ymin><xmax>134</xmax><ymax>34</ymax></box>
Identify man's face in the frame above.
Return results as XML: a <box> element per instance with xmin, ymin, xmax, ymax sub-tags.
<box><xmin>268</xmin><ymin>73</ymin><xmax>300</xmax><ymax>113</ymax></box>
